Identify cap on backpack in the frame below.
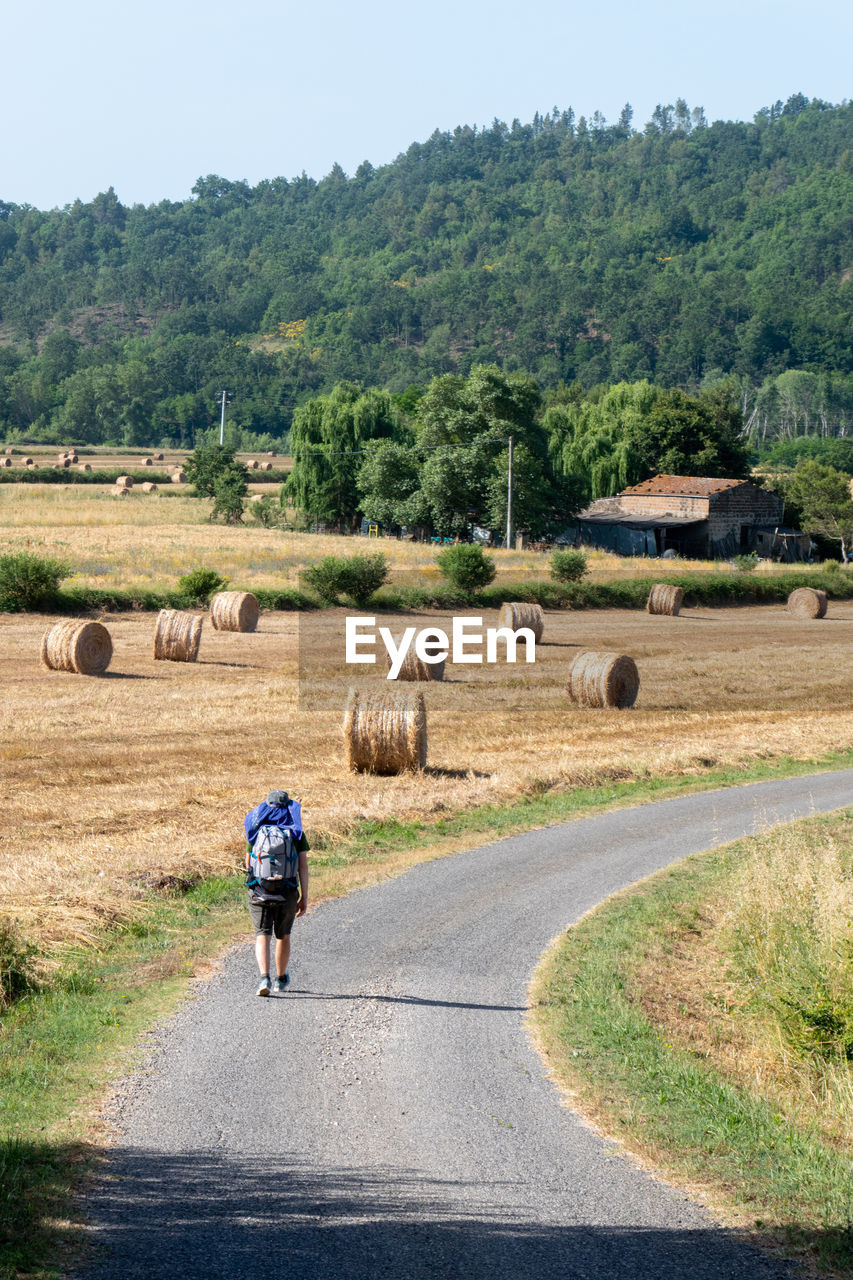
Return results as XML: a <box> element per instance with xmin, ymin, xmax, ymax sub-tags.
<box><xmin>266</xmin><ymin>789</ymin><xmax>290</xmax><ymax>807</ymax></box>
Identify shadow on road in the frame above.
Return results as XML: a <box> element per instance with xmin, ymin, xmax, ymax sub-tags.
<box><xmin>75</xmin><ymin>1149</ymin><xmax>806</xmax><ymax>1280</ymax></box>
<box><xmin>284</xmin><ymin>988</ymin><xmax>527</xmax><ymax>1012</ymax></box>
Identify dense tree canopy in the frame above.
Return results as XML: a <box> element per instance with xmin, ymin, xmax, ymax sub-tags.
<box><xmin>0</xmin><ymin>95</ymin><xmax>851</xmax><ymax>447</ymax></box>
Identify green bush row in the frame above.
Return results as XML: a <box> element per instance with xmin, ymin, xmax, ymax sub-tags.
<box><xmin>3</xmin><ymin>549</ymin><xmax>851</xmax><ymax>616</ymax></box>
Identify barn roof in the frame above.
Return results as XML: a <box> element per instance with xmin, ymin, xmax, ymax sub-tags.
<box><xmin>619</xmin><ymin>475</ymin><xmax>747</xmax><ymax>498</ymax></box>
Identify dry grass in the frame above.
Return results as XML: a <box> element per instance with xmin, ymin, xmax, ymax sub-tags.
<box><xmin>631</xmin><ymin>814</ymin><xmax>853</xmax><ymax>1149</ymax></box>
<box><xmin>0</xmin><ymin>485</ymin><xmax>836</xmax><ymax>593</ymax></box>
<box><xmin>5</xmin><ymin>601</ymin><xmax>853</xmax><ymax>961</ymax></box>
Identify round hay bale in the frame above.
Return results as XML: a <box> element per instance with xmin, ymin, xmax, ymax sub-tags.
<box><xmin>647</xmin><ymin>583</ymin><xmax>684</xmax><ymax>616</ymax></box>
<box><xmin>497</xmin><ymin>601</ymin><xmax>544</xmax><ymax>643</ymax></box>
<box><xmin>58</xmin><ymin>457</ymin><xmax>71</xmax><ymax>468</ymax></box>
<box><xmin>113</xmin><ymin>486</ymin><xmax>130</xmax><ymax>498</ymax></box>
<box><xmin>78</xmin><ymin>462</ymin><xmax>92</xmax><ymax>472</ymax></box>
<box><xmin>67</xmin><ymin>452</ymin><xmax>78</xmax><ymax>463</ymax></box>
<box><xmin>153</xmin><ymin>451</ymin><xmax>164</xmax><ymax>461</ymax></box>
<box><xmin>259</xmin><ymin>461</ymin><xmax>273</xmax><ymax>471</ymax></box>
<box><xmin>247</xmin><ymin>459</ymin><xmax>259</xmax><ymax>470</ymax></box>
<box><xmin>0</xmin><ymin>457</ymin><xmax>11</xmax><ymax>468</ymax></box>
<box><xmin>385</xmin><ymin>635</ymin><xmax>446</xmax><ymax>682</ymax></box>
<box><xmin>153</xmin><ymin>609</ymin><xmax>203</xmax><ymax>662</ymax></box>
<box><xmin>141</xmin><ymin>456</ymin><xmax>153</xmax><ymax>466</ymax></box>
<box><xmin>116</xmin><ymin>474</ymin><xmax>133</xmax><ymax>489</ymax></box>
<box><xmin>266</xmin><ymin>450</ymin><xmax>276</xmax><ymax>457</ymax></box>
<box><xmin>567</xmin><ymin>651</ymin><xmax>640</xmax><ymax>709</ymax></box>
<box><xmin>41</xmin><ymin>620</ymin><xmax>112</xmax><ymax>675</ymax></box>
<box><xmin>141</xmin><ymin>481</ymin><xmax>158</xmax><ymax>493</ymax></box>
<box><xmin>22</xmin><ymin>456</ymin><xmax>33</xmax><ymax>466</ymax></box>
<box><xmin>3</xmin><ymin>447</ymin><xmax>11</xmax><ymax>455</ymax></box>
<box><xmin>210</xmin><ymin>590</ymin><xmax>260</xmax><ymax>633</ymax></box>
<box><xmin>344</xmin><ymin>688</ymin><xmax>427</xmax><ymax>774</ymax></box>
<box><xmin>787</xmin><ymin>587</ymin><xmax>827</xmax><ymax>619</ymax></box>
<box><xmin>171</xmin><ymin>470</ymin><xmax>187</xmax><ymax>484</ymax></box>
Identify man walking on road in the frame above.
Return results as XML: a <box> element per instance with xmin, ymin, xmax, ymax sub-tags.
<box><xmin>244</xmin><ymin>789</ymin><xmax>310</xmax><ymax>996</ymax></box>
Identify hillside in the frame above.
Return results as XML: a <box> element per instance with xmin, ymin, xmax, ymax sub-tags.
<box><xmin>0</xmin><ymin>94</ymin><xmax>851</xmax><ymax>447</ymax></box>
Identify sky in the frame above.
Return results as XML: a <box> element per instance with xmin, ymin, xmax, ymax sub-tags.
<box><xmin>3</xmin><ymin>0</ymin><xmax>852</xmax><ymax>211</ymax></box>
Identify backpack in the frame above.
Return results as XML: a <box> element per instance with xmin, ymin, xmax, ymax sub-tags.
<box><xmin>247</xmin><ymin>824</ymin><xmax>299</xmax><ymax>891</ymax></box>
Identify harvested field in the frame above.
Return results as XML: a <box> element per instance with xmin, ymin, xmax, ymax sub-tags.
<box><xmin>5</xmin><ymin>603</ymin><xmax>853</xmax><ymax>959</ymax></box>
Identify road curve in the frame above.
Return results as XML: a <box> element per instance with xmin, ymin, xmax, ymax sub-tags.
<box><xmin>78</xmin><ymin>771</ymin><xmax>853</xmax><ymax>1280</ymax></box>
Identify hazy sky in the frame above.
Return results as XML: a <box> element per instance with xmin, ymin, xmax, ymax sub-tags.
<box><xmin>4</xmin><ymin>0</ymin><xmax>851</xmax><ymax>210</ymax></box>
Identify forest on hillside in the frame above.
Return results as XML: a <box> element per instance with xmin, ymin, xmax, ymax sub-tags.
<box><xmin>0</xmin><ymin>94</ymin><xmax>851</xmax><ymax>448</ymax></box>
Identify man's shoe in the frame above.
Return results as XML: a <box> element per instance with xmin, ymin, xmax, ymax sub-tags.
<box><xmin>256</xmin><ymin>975</ymin><xmax>271</xmax><ymax>997</ymax></box>
<box><xmin>273</xmin><ymin>972</ymin><xmax>290</xmax><ymax>993</ymax></box>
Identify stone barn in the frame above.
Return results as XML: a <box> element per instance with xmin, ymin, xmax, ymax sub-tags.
<box><xmin>577</xmin><ymin>474</ymin><xmax>805</xmax><ymax>560</ymax></box>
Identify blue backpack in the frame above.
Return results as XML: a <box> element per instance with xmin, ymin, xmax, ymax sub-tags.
<box><xmin>244</xmin><ymin>798</ymin><xmax>303</xmax><ymax>897</ymax></box>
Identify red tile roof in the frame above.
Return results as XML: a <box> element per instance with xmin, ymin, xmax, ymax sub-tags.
<box><xmin>620</xmin><ymin>475</ymin><xmax>747</xmax><ymax>497</ymax></box>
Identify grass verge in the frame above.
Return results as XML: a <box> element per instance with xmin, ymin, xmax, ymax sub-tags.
<box><xmin>4</xmin><ymin>747</ymin><xmax>853</xmax><ymax>1279</ymax></box>
<box><xmin>529</xmin><ymin>811</ymin><xmax>853</xmax><ymax>1278</ymax></box>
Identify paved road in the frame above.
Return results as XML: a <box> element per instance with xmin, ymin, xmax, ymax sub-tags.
<box><xmin>78</xmin><ymin>771</ymin><xmax>853</xmax><ymax>1280</ymax></box>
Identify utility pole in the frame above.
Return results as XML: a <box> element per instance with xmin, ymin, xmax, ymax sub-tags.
<box><xmin>506</xmin><ymin>434</ymin><xmax>514</xmax><ymax>549</ymax></box>
<box><xmin>217</xmin><ymin>390</ymin><xmax>231</xmax><ymax>446</ymax></box>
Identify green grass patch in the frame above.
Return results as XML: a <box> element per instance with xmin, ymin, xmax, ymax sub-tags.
<box><xmin>0</xmin><ymin>875</ymin><xmax>246</xmax><ymax>1280</ymax></box>
<box><xmin>531</xmin><ymin>814</ymin><xmax>853</xmax><ymax>1276</ymax></box>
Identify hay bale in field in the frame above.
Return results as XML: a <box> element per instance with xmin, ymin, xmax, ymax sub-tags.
<box><xmin>141</xmin><ymin>481</ymin><xmax>158</xmax><ymax>493</ymax></box>
<box><xmin>787</xmin><ymin>587</ymin><xmax>827</xmax><ymax>619</ymax></box>
<box><xmin>266</xmin><ymin>450</ymin><xmax>276</xmax><ymax>456</ymax></box>
<box><xmin>259</xmin><ymin>461</ymin><xmax>273</xmax><ymax>471</ymax></box>
<box><xmin>497</xmin><ymin>601</ymin><xmax>544</xmax><ymax>643</ymax></box>
<box><xmin>385</xmin><ymin>635</ymin><xmax>446</xmax><ymax>682</ymax></box>
<box><xmin>210</xmin><ymin>590</ymin><xmax>259</xmax><ymax>633</ymax></box>
<box><xmin>344</xmin><ymin>688</ymin><xmax>427</xmax><ymax>773</ymax></box>
<box><xmin>113</xmin><ymin>486</ymin><xmax>130</xmax><ymax>498</ymax></box>
<box><xmin>78</xmin><ymin>462</ymin><xmax>92</xmax><ymax>472</ymax></box>
<box><xmin>3</xmin><ymin>447</ymin><xmax>11</xmax><ymax>455</ymax></box>
<box><xmin>567</xmin><ymin>651</ymin><xmax>640</xmax><ymax>709</ymax></box>
<box><xmin>116</xmin><ymin>474</ymin><xmax>133</xmax><ymax>489</ymax></box>
<box><xmin>0</xmin><ymin>457</ymin><xmax>11</xmax><ymax>468</ymax></box>
<box><xmin>247</xmin><ymin>459</ymin><xmax>259</xmax><ymax>469</ymax></box>
<box><xmin>647</xmin><ymin>583</ymin><xmax>684</xmax><ymax>616</ymax></box>
<box><xmin>58</xmin><ymin>457</ymin><xmax>71</xmax><ymax>468</ymax></box>
<box><xmin>153</xmin><ymin>609</ymin><xmax>203</xmax><ymax>662</ymax></box>
<box><xmin>171</xmin><ymin>469</ymin><xmax>187</xmax><ymax>484</ymax></box>
<box><xmin>23</xmin><ymin>457</ymin><xmax>33</xmax><ymax>466</ymax></box>
<box><xmin>67</xmin><ymin>452</ymin><xmax>78</xmax><ymax>463</ymax></box>
<box><xmin>153</xmin><ymin>451</ymin><xmax>164</xmax><ymax>461</ymax></box>
<box><xmin>141</xmin><ymin>456</ymin><xmax>153</xmax><ymax>466</ymax></box>
<box><xmin>41</xmin><ymin>620</ymin><xmax>113</xmax><ymax>675</ymax></box>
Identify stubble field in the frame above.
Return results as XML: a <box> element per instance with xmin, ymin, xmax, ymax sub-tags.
<box><xmin>4</xmin><ymin>596</ymin><xmax>853</xmax><ymax>961</ymax></box>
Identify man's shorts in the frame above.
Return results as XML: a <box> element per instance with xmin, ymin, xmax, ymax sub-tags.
<box><xmin>248</xmin><ymin>888</ymin><xmax>299</xmax><ymax>939</ymax></box>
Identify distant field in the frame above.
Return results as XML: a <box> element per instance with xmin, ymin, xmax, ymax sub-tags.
<box><xmin>1</xmin><ymin>446</ymin><xmax>292</xmax><ymax>472</ymax></box>
<box><xmin>3</xmin><ymin>601</ymin><xmax>853</xmax><ymax>962</ymax></box>
<box><xmin>0</xmin><ymin>483</ymin><xmax>832</xmax><ymax>595</ymax></box>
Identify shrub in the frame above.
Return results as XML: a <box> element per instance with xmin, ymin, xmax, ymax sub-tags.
<box><xmin>341</xmin><ymin>553</ymin><xmax>389</xmax><ymax>607</ymax></box>
<box><xmin>0</xmin><ymin>551</ymin><xmax>71</xmax><ymax>612</ymax></box>
<box><xmin>301</xmin><ymin>553</ymin><xmax>389</xmax><ymax>607</ymax></box>
<box><xmin>436</xmin><ymin>543</ymin><xmax>496</xmax><ymax>593</ymax></box>
<box><xmin>732</xmin><ymin>552</ymin><xmax>760</xmax><ymax>573</ymax></box>
<box><xmin>210</xmin><ymin>472</ymin><xmax>247</xmax><ymax>524</ymax></box>
<box><xmin>549</xmin><ymin>548</ymin><xmax>588</xmax><ymax>583</ymax></box>
<box><xmin>248</xmin><ymin>495</ymin><xmax>284</xmax><ymax>528</ymax></box>
<box><xmin>0</xmin><ymin>923</ymin><xmax>38</xmax><ymax>1009</ymax></box>
<box><xmin>177</xmin><ymin>567</ymin><xmax>229</xmax><ymax>605</ymax></box>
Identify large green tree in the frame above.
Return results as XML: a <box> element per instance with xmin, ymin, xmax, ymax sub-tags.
<box><xmin>546</xmin><ymin>380</ymin><xmax>750</xmax><ymax>505</ymax></box>
<box><xmin>780</xmin><ymin>460</ymin><xmax>853</xmax><ymax>561</ymax></box>
<box><xmin>286</xmin><ymin>384</ymin><xmax>399</xmax><ymax>527</ymax></box>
